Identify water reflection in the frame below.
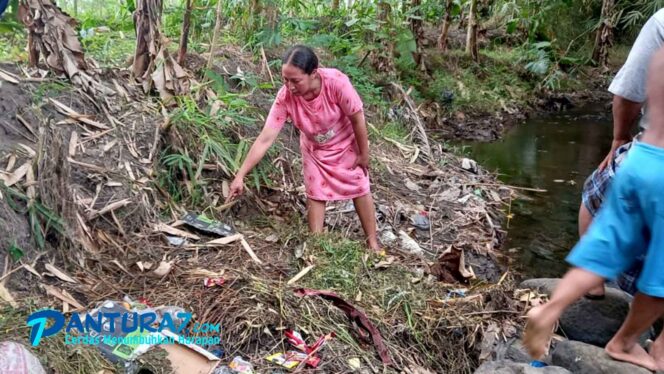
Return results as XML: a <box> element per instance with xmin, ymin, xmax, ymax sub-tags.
<box><xmin>467</xmin><ymin>105</ymin><xmax>613</xmax><ymax>277</ymax></box>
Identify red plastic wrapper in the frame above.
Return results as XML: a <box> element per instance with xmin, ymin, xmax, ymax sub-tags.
<box><xmin>203</xmin><ymin>277</ymin><xmax>225</xmax><ymax>287</ymax></box>
<box><xmin>283</xmin><ymin>330</ymin><xmax>335</xmax><ymax>368</ymax></box>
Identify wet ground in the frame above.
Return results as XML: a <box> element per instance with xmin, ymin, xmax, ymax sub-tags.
<box><xmin>467</xmin><ymin>104</ymin><xmax>614</xmax><ymax>277</ymax></box>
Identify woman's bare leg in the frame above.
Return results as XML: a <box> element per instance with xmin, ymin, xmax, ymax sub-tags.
<box><xmin>352</xmin><ymin>193</ymin><xmax>381</xmax><ymax>252</ymax></box>
<box><xmin>307</xmin><ymin>198</ymin><xmax>326</xmax><ymax>233</ymax></box>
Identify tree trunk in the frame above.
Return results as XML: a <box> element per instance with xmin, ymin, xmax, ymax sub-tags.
<box><xmin>177</xmin><ymin>0</ymin><xmax>193</xmax><ymax>65</ymax></box>
<box><xmin>592</xmin><ymin>0</ymin><xmax>615</xmax><ymax>68</ymax></box>
<box><xmin>437</xmin><ymin>0</ymin><xmax>453</xmax><ymax>50</ymax></box>
<box><xmin>465</xmin><ymin>0</ymin><xmax>478</xmax><ymax>62</ymax></box>
<box><xmin>371</xmin><ymin>0</ymin><xmax>394</xmax><ymax>73</ymax></box>
<box><xmin>331</xmin><ymin>0</ymin><xmax>339</xmax><ymax>11</ymax></box>
<box><xmin>410</xmin><ymin>0</ymin><xmax>424</xmax><ymax>67</ymax></box>
<box><xmin>207</xmin><ymin>0</ymin><xmax>223</xmax><ymax>70</ymax></box>
<box><xmin>18</xmin><ymin>0</ymin><xmax>112</xmax><ymax>95</ymax></box>
<box><xmin>133</xmin><ymin>0</ymin><xmax>190</xmax><ymax>100</ymax></box>
<box><xmin>132</xmin><ymin>0</ymin><xmax>163</xmax><ymax>80</ymax></box>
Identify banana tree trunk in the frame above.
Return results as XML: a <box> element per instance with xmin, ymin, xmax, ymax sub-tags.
<box><xmin>133</xmin><ymin>0</ymin><xmax>190</xmax><ymax>101</ymax></box>
<box><xmin>207</xmin><ymin>0</ymin><xmax>223</xmax><ymax>69</ymax></box>
<box><xmin>177</xmin><ymin>0</ymin><xmax>194</xmax><ymax>65</ymax></box>
<box><xmin>437</xmin><ymin>0</ymin><xmax>453</xmax><ymax>50</ymax></box>
<box><xmin>410</xmin><ymin>0</ymin><xmax>424</xmax><ymax>67</ymax></box>
<box><xmin>465</xmin><ymin>0</ymin><xmax>478</xmax><ymax>62</ymax></box>
<box><xmin>592</xmin><ymin>0</ymin><xmax>615</xmax><ymax>68</ymax></box>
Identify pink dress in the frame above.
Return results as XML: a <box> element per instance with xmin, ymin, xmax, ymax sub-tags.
<box><xmin>265</xmin><ymin>68</ymin><xmax>370</xmax><ymax>201</ymax></box>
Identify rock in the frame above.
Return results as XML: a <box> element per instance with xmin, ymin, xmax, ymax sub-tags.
<box><xmin>519</xmin><ymin>278</ymin><xmax>642</xmax><ymax>347</ymax></box>
<box><xmin>494</xmin><ymin>339</ymin><xmax>539</xmax><ymax>364</ymax></box>
<box><xmin>551</xmin><ymin>340</ymin><xmax>651</xmax><ymax>374</ymax></box>
<box><xmin>474</xmin><ymin>360</ymin><xmax>571</xmax><ymax>374</ymax></box>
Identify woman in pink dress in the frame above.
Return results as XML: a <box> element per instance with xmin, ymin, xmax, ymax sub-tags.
<box><xmin>226</xmin><ymin>45</ymin><xmax>381</xmax><ymax>252</ymax></box>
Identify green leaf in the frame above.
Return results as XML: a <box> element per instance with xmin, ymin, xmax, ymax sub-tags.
<box><xmin>7</xmin><ymin>242</ymin><xmax>24</xmax><ymax>261</ymax></box>
<box><xmin>532</xmin><ymin>41</ymin><xmax>552</xmax><ymax>50</ymax></box>
<box><xmin>506</xmin><ymin>20</ymin><xmax>518</xmax><ymax>34</ymax></box>
<box><xmin>345</xmin><ymin>18</ymin><xmax>358</xmax><ymax>27</ymax></box>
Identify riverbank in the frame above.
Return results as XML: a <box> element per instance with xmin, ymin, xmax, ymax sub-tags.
<box><xmin>0</xmin><ymin>11</ymin><xmax>630</xmax><ymax>373</ymax></box>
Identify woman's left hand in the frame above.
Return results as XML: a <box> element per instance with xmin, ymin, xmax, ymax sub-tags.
<box><xmin>352</xmin><ymin>152</ymin><xmax>369</xmax><ymax>176</ymax></box>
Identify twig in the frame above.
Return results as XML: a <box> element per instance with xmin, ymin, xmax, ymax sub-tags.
<box><xmin>260</xmin><ymin>45</ymin><xmax>275</xmax><ymax>86</ymax></box>
<box><xmin>87</xmin><ymin>199</ymin><xmax>132</xmax><ymax>220</ymax></box>
<box><xmin>240</xmin><ymin>237</ymin><xmax>264</xmax><ymax>265</ymax></box>
<box><xmin>287</xmin><ymin>265</ymin><xmax>315</xmax><ymax>285</ymax></box>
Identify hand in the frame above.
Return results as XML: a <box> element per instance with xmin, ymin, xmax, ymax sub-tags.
<box><xmin>352</xmin><ymin>152</ymin><xmax>369</xmax><ymax>176</ymax></box>
<box><xmin>598</xmin><ymin>138</ymin><xmax>630</xmax><ymax>171</ymax></box>
<box><xmin>225</xmin><ymin>176</ymin><xmax>245</xmax><ymax>203</ymax></box>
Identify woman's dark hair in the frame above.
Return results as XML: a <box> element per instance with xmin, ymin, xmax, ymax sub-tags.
<box><xmin>282</xmin><ymin>45</ymin><xmax>319</xmax><ymax>74</ymax></box>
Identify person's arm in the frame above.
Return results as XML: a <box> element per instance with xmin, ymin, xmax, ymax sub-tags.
<box><xmin>349</xmin><ymin>111</ymin><xmax>369</xmax><ymax>175</ymax></box>
<box><xmin>599</xmin><ymin>95</ymin><xmax>642</xmax><ymax>171</ymax></box>
<box><xmin>601</xmin><ymin>11</ymin><xmax>664</xmax><ymax>169</ymax></box>
<box><xmin>226</xmin><ymin>126</ymin><xmax>280</xmax><ymax>202</ymax></box>
<box><xmin>226</xmin><ymin>88</ymin><xmax>289</xmax><ymax>202</ymax></box>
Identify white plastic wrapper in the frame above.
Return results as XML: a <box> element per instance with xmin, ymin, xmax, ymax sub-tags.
<box><xmin>0</xmin><ymin>341</ymin><xmax>46</xmax><ymax>374</ymax></box>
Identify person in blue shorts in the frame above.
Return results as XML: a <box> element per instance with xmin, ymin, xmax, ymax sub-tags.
<box><xmin>524</xmin><ymin>46</ymin><xmax>664</xmax><ymax>371</ymax></box>
<box><xmin>579</xmin><ymin>8</ymin><xmax>664</xmax><ymax>299</ymax></box>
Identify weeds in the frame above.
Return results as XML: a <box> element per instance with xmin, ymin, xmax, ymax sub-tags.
<box><xmin>1</xmin><ymin>183</ymin><xmax>66</xmax><ymax>249</ymax></box>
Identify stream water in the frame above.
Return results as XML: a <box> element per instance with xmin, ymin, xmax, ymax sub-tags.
<box><xmin>467</xmin><ymin>104</ymin><xmax>614</xmax><ymax>278</ymax></box>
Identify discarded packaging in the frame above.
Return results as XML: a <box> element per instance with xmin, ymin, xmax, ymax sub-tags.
<box><xmin>398</xmin><ymin>230</ymin><xmax>423</xmax><ymax>255</ymax></box>
<box><xmin>410</xmin><ymin>211</ymin><xmax>430</xmax><ymax>230</ymax></box>
<box><xmin>265</xmin><ymin>352</ymin><xmax>307</xmax><ymax>370</ymax></box>
<box><xmin>0</xmin><ymin>341</ymin><xmax>46</xmax><ymax>374</ymax></box>
<box><xmin>183</xmin><ymin>212</ymin><xmax>235</xmax><ymax>237</ymax></box>
<box><xmin>76</xmin><ymin>300</ymin><xmax>219</xmax><ymax>374</ymax></box>
<box><xmin>229</xmin><ymin>356</ymin><xmax>254</xmax><ymax>374</ymax></box>
<box><xmin>281</xmin><ymin>329</ymin><xmax>333</xmax><ymax>368</ymax></box>
<box><xmin>166</xmin><ymin>235</ymin><xmax>187</xmax><ymax>246</ymax></box>
<box><xmin>204</xmin><ymin>277</ymin><xmax>225</xmax><ymax>287</ymax></box>
<box><xmin>461</xmin><ymin>158</ymin><xmax>478</xmax><ymax>173</ymax></box>
<box><xmin>379</xmin><ymin>229</ymin><xmax>397</xmax><ymax>246</ymax></box>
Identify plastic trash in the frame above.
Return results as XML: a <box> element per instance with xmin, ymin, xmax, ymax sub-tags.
<box><xmin>182</xmin><ymin>212</ymin><xmax>235</xmax><ymax>237</ymax></box>
<box><xmin>229</xmin><ymin>356</ymin><xmax>254</xmax><ymax>374</ymax></box>
<box><xmin>530</xmin><ymin>360</ymin><xmax>548</xmax><ymax>368</ymax></box>
<box><xmin>0</xmin><ymin>341</ymin><xmax>46</xmax><ymax>374</ymax></box>
<box><xmin>204</xmin><ymin>277</ymin><xmax>225</xmax><ymax>287</ymax></box>
<box><xmin>410</xmin><ymin>211</ymin><xmax>430</xmax><ymax>230</ymax></box>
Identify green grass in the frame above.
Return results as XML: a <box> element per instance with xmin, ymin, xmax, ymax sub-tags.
<box><xmin>81</xmin><ymin>31</ymin><xmax>136</xmax><ymax>67</ymax></box>
<box><xmin>302</xmin><ymin>235</ymin><xmax>365</xmax><ymax>296</ymax></box>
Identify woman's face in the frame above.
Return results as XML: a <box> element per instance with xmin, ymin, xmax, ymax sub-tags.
<box><xmin>282</xmin><ymin>63</ymin><xmax>316</xmax><ymax>96</ymax></box>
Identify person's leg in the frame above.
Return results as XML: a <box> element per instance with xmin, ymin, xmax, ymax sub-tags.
<box><xmin>526</xmin><ymin>158</ymin><xmax>647</xmax><ymax>359</ymax></box>
<box><xmin>307</xmin><ymin>198</ymin><xmax>326</xmax><ymax>233</ymax></box>
<box><xmin>352</xmin><ymin>193</ymin><xmax>380</xmax><ymax>252</ymax></box>
<box><xmin>579</xmin><ymin>203</ymin><xmax>605</xmax><ymax>298</ymax></box>
<box><xmin>604</xmin><ymin>293</ymin><xmax>664</xmax><ymax>370</ymax></box>
<box><xmin>524</xmin><ymin>268</ymin><xmax>605</xmax><ymax>358</ymax></box>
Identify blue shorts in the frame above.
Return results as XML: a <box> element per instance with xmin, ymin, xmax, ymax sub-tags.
<box><xmin>567</xmin><ymin>142</ymin><xmax>664</xmax><ymax>297</ymax></box>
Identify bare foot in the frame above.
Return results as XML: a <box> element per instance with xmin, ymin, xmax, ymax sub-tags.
<box><xmin>523</xmin><ymin>305</ymin><xmax>558</xmax><ymax>359</ymax></box>
<box><xmin>648</xmin><ymin>336</ymin><xmax>664</xmax><ymax>370</ymax></box>
<box><xmin>606</xmin><ymin>337</ymin><xmax>657</xmax><ymax>371</ymax></box>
